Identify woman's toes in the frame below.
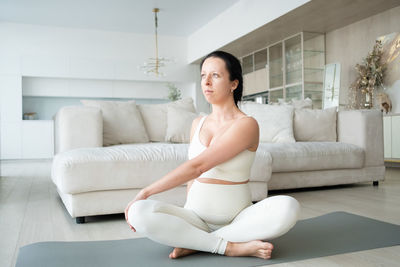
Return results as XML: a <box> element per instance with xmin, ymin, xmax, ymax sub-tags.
<box><xmin>263</xmin><ymin>242</ymin><xmax>273</xmax><ymax>250</ymax></box>
<box><xmin>169</xmin><ymin>250</ymin><xmax>177</xmax><ymax>259</ymax></box>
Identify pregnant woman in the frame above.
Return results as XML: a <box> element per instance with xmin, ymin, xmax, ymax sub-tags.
<box><xmin>125</xmin><ymin>50</ymin><xmax>300</xmax><ymax>259</ymax></box>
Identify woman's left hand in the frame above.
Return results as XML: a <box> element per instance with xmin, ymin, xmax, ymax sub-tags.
<box><xmin>124</xmin><ymin>189</ymin><xmax>148</xmax><ymax>232</ymax></box>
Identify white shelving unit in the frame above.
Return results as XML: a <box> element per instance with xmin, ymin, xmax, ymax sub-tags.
<box><xmin>242</xmin><ymin>32</ymin><xmax>325</xmax><ymax>108</ymax></box>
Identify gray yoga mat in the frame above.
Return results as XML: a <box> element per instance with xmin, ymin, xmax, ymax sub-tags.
<box><xmin>16</xmin><ymin>212</ymin><xmax>400</xmax><ymax>267</ymax></box>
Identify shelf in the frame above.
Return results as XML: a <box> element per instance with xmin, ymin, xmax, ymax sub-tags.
<box><xmin>285</xmin><ymin>68</ymin><xmax>302</xmax><ymax>74</ymax></box>
<box><xmin>268</xmin><ymin>86</ymin><xmax>283</xmax><ymax>92</ymax></box>
<box><xmin>304</xmin><ymin>67</ymin><xmax>324</xmax><ymax>73</ymax></box>
<box><xmin>306</xmin><ymin>88</ymin><xmax>323</xmax><ymax>93</ymax></box>
<box><xmin>279</xmin><ymin>68</ymin><xmax>324</xmax><ymax>76</ymax></box>
<box><xmin>304</xmin><ymin>50</ymin><xmax>325</xmax><ymax>56</ymax></box>
<box><xmin>22</xmin><ymin>95</ymin><xmax>168</xmax><ymax>120</ymax></box>
<box><xmin>286</xmin><ymin>82</ymin><xmax>303</xmax><ymax>87</ymax></box>
<box><xmin>284</xmin><ymin>50</ymin><xmax>324</xmax><ymax>61</ymax></box>
<box><xmin>22</xmin><ymin>119</ymin><xmax>53</xmax><ymax>122</ymax></box>
<box><xmin>304</xmin><ymin>81</ymin><xmax>323</xmax><ymax>84</ymax></box>
<box><xmin>269</xmin><ymin>58</ymin><xmax>283</xmax><ymax>64</ymax></box>
<box><xmin>270</xmin><ymin>73</ymin><xmax>284</xmax><ymax>79</ymax></box>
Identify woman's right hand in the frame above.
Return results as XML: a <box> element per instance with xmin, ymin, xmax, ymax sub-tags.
<box><xmin>124</xmin><ymin>189</ymin><xmax>148</xmax><ymax>232</ymax></box>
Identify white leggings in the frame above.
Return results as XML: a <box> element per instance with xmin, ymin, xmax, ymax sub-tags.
<box><xmin>128</xmin><ymin>180</ymin><xmax>300</xmax><ymax>255</ymax></box>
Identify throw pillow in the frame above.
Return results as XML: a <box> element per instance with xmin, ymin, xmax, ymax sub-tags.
<box><xmin>138</xmin><ymin>97</ymin><xmax>196</xmax><ymax>142</ymax></box>
<box><xmin>165</xmin><ymin>106</ymin><xmax>199</xmax><ymax>143</ymax></box>
<box><xmin>80</xmin><ymin>99</ymin><xmax>149</xmax><ymax>146</ymax></box>
<box><xmin>294</xmin><ymin>106</ymin><xmax>337</xmax><ymax>141</ymax></box>
<box><xmin>239</xmin><ymin>101</ymin><xmax>295</xmax><ymax>143</ymax></box>
<box><xmin>291</xmin><ymin>97</ymin><xmax>312</xmax><ymax>109</ymax></box>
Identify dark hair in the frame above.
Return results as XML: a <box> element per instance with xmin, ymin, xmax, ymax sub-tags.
<box><xmin>200</xmin><ymin>50</ymin><xmax>243</xmax><ymax>107</ymax></box>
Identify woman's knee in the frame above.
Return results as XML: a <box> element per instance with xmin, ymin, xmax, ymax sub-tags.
<box><xmin>128</xmin><ymin>199</ymin><xmax>155</xmax><ymax>230</ymax></box>
<box><xmin>270</xmin><ymin>195</ymin><xmax>300</xmax><ymax>231</ymax></box>
<box><xmin>274</xmin><ymin>195</ymin><xmax>300</xmax><ymax>219</ymax></box>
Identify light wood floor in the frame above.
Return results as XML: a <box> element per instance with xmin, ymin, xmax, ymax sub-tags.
<box><xmin>1</xmin><ymin>160</ymin><xmax>399</xmax><ymax>267</ymax></box>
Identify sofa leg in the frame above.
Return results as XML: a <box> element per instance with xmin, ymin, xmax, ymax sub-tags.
<box><xmin>373</xmin><ymin>181</ymin><xmax>379</xmax><ymax>186</ymax></box>
<box><xmin>76</xmin><ymin>216</ymin><xmax>85</xmax><ymax>224</ymax></box>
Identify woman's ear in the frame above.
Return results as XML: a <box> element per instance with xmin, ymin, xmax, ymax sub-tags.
<box><xmin>231</xmin><ymin>79</ymin><xmax>239</xmax><ymax>90</ymax></box>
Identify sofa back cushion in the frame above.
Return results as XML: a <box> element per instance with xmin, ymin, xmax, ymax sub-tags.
<box><xmin>165</xmin><ymin>106</ymin><xmax>202</xmax><ymax>143</ymax></box>
<box><xmin>239</xmin><ymin>101</ymin><xmax>295</xmax><ymax>143</ymax></box>
<box><xmin>81</xmin><ymin>100</ymin><xmax>149</xmax><ymax>146</ymax></box>
<box><xmin>294</xmin><ymin>107</ymin><xmax>337</xmax><ymax>141</ymax></box>
<box><xmin>138</xmin><ymin>97</ymin><xmax>196</xmax><ymax>142</ymax></box>
<box><xmin>291</xmin><ymin>97</ymin><xmax>313</xmax><ymax>109</ymax></box>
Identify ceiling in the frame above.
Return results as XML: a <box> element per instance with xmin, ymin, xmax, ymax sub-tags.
<box><xmin>1</xmin><ymin>0</ymin><xmax>400</xmax><ymax>60</ymax></box>
<box><xmin>220</xmin><ymin>0</ymin><xmax>400</xmax><ymax>59</ymax></box>
<box><xmin>0</xmin><ymin>0</ymin><xmax>240</xmax><ymax>36</ymax></box>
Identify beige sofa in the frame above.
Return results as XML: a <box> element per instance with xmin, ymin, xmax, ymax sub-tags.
<box><xmin>51</xmin><ymin>99</ymin><xmax>385</xmax><ymax>223</ymax></box>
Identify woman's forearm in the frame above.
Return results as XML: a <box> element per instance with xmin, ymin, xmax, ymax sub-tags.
<box><xmin>142</xmin><ymin>160</ymin><xmax>201</xmax><ymax>198</ymax></box>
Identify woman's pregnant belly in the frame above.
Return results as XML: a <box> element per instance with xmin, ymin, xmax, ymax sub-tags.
<box><xmin>184</xmin><ymin>179</ymin><xmax>252</xmax><ymax>226</ymax></box>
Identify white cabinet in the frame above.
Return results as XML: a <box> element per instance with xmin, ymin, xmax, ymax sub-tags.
<box><xmin>0</xmin><ymin>122</ymin><xmax>22</xmax><ymax>159</ymax></box>
<box><xmin>0</xmin><ymin>74</ymin><xmax>22</xmax><ymax>122</ymax></box>
<box><xmin>21</xmin><ymin>121</ymin><xmax>54</xmax><ymax>159</ymax></box>
<box><xmin>383</xmin><ymin>114</ymin><xmax>400</xmax><ymax>160</ymax></box>
<box><xmin>243</xmin><ymin>69</ymin><xmax>268</xmax><ymax>96</ymax></box>
<box><xmin>0</xmin><ymin>74</ymin><xmax>54</xmax><ymax>159</ymax></box>
<box><xmin>383</xmin><ymin>116</ymin><xmax>392</xmax><ymax>158</ymax></box>
<box><xmin>392</xmin><ymin>116</ymin><xmax>400</xmax><ymax>159</ymax></box>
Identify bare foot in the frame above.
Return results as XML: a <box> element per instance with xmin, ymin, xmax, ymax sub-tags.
<box><xmin>169</xmin><ymin>247</ymin><xmax>198</xmax><ymax>259</ymax></box>
<box><xmin>225</xmin><ymin>240</ymin><xmax>274</xmax><ymax>259</ymax></box>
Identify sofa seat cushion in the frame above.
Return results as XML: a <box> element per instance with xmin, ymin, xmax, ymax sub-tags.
<box><xmin>52</xmin><ymin>143</ymin><xmax>189</xmax><ymax>194</ymax></box>
<box><xmin>52</xmin><ymin>143</ymin><xmax>272</xmax><ymax>195</ymax></box>
<box><xmin>259</xmin><ymin>142</ymin><xmax>364</xmax><ymax>172</ymax></box>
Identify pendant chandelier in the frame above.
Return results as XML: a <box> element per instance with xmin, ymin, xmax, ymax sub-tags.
<box><xmin>139</xmin><ymin>8</ymin><xmax>171</xmax><ymax>77</ymax></box>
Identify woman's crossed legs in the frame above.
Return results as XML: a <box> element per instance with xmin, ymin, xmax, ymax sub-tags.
<box><xmin>128</xmin><ymin>195</ymin><xmax>300</xmax><ymax>259</ymax></box>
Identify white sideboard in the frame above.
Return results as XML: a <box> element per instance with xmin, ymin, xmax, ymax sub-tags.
<box><xmin>383</xmin><ymin>114</ymin><xmax>400</xmax><ymax>161</ymax></box>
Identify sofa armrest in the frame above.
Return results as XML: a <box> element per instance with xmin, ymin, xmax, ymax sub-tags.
<box><xmin>54</xmin><ymin>106</ymin><xmax>103</xmax><ymax>154</ymax></box>
<box><xmin>337</xmin><ymin>109</ymin><xmax>384</xmax><ymax>167</ymax></box>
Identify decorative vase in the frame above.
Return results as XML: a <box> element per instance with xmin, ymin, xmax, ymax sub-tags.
<box><xmin>365</xmin><ymin>92</ymin><xmax>373</xmax><ymax>109</ymax></box>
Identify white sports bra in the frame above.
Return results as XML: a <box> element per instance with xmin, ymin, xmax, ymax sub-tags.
<box><xmin>188</xmin><ymin>115</ymin><xmax>256</xmax><ymax>183</ymax></box>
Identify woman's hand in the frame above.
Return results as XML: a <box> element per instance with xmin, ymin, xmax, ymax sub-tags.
<box><xmin>124</xmin><ymin>189</ymin><xmax>148</xmax><ymax>232</ymax></box>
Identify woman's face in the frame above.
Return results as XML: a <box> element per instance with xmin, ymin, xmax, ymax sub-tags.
<box><xmin>200</xmin><ymin>57</ymin><xmax>238</xmax><ymax>105</ymax></box>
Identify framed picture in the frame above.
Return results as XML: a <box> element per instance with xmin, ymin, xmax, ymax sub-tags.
<box><xmin>323</xmin><ymin>63</ymin><xmax>341</xmax><ymax>109</ymax></box>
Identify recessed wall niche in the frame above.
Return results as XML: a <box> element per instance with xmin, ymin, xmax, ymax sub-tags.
<box><xmin>21</xmin><ymin>76</ymin><xmax>181</xmax><ymax>120</ymax></box>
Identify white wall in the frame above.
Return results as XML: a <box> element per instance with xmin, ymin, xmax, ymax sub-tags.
<box><xmin>187</xmin><ymin>0</ymin><xmax>310</xmax><ymax>63</ymax></box>
<box><xmin>0</xmin><ymin>22</ymin><xmax>204</xmax><ymax>159</ymax></box>
<box><xmin>0</xmin><ymin>22</ymin><xmax>198</xmax><ymax>82</ymax></box>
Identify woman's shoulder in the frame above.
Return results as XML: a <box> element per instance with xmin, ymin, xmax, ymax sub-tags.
<box><xmin>189</xmin><ymin>114</ymin><xmax>207</xmax><ymax>141</ymax></box>
<box><xmin>230</xmin><ymin>115</ymin><xmax>259</xmax><ymax>138</ymax></box>
<box><xmin>236</xmin><ymin>114</ymin><xmax>258</xmax><ymax>127</ymax></box>
<box><xmin>192</xmin><ymin>114</ymin><xmax>206</xmax><ymax>127</ymax></box>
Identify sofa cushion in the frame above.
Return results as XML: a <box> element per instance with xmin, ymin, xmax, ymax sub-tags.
<box><xmin>165</xmin><ymin>106</ymin><xmax>199</xmax><ymax>143</ymax></box>
<box><xmin>294</xmin><ymin>107</ymin><xmax>337</xmax><ymax>141</ymax></box>
<box><xmin>260</xmin><ymin>142</ymin><xmax>364</xmax><ymax>172</ymax></box>
<box><xmin>291</xmin><ymin>97</ymin><xmax>312</xmax><ymax>109</ymax></box>
<box><xmin>165</xmin><ymin>108</ymin><xmax>209</xmax><ymax>143</ymax></box>
<box><xmin>52</xmin><ymin>143</ymin><xmax>189</xmax><ymax>194</ymax></box>
<box><xmin>81</xmin><ymin>99</ymin><xmax>149</xmax><ymax>146</ymax></box>
<box><xmin>138</xmin><ymin>98</ymin><xmax>196</xmax><ymax>142</ymax></box>
<box><xmin>239</xmin><ymin>101</ymin><xmax>295</xmax><ymax>143</ymax></box>
<box><xmin>51</xmin><ymin>143</ymin><xmax>272</xmax><ymax>195</ymax></box>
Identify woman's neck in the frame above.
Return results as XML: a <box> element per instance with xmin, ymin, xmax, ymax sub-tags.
<box><xmin>209</xmin><ymin>103</ymin><xmax>242</xmax><ymax>123</ymax></box>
